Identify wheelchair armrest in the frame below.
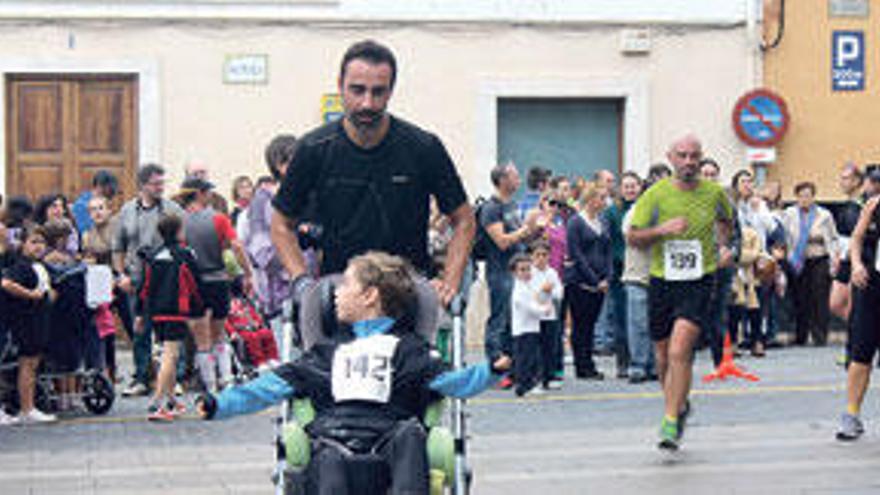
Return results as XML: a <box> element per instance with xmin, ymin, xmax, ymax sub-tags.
<box><xmin>423</xmin><ymin>399</ymin><xmax>446</xmax><ymax>429</ymax></box>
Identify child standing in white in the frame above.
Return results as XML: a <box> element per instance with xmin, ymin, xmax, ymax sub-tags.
<box><xmin>530</xmin><ymin>241</ymin><xmax>564</xmax><ymax>389</ymax></box>
<box><xmin>510</xmin><ymin>253</ymin><xmax>553</xmax><ymax>396</ymax></box>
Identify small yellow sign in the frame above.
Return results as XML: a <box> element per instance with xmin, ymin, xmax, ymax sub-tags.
<box><xmin>321</xmin><ymin>94</ymin><xmax>344</xmax><ymax>123</ymax></box>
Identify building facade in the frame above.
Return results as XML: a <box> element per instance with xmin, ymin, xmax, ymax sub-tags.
<box><xmin>763</xmin><ymin>0</ymin><xmax>880</xmax><ymax>200</ymax></box>
<box><xmin>0</xmin><ymin>0</ymin><xmax>757</xmax><ymax>200</ymax></box>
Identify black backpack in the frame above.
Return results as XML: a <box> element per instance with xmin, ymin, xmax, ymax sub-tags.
<box><xmin>471</xmin><ymin>196</ymin><xmax>492</xmax><ymax>261</ymax></box>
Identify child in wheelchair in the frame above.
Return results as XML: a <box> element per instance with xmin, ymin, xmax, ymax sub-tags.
<box><xmin>198</xmin><ymin>251</ymin><xmax>510</xmax><ymax>494</ymax></box>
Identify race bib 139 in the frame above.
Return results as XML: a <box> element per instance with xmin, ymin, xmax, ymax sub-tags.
<box><xmin>663</xmin><ymin>239</ymin><xmax>704</xmax><ymax>281</ymax></box>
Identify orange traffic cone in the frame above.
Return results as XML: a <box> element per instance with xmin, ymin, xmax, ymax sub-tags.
<box><xmin>702</xmin><ymin>333</ymin><xmax>760</xmax><ymax>383</ymax></box>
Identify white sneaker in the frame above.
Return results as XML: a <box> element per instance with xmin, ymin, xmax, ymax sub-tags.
<box><xmin>544</xmin><ymin>380</ymin><xmax>563</xmax><ymax>391</ymax></box>
<box><xmin>122</xmin><ymin>382</ymin><xmax>149</xmax><ymax>397</ymax></box>
<box><xmin>16</xmin><ymin>409</ymin><xmax>57</xmax><ymax>424</ymax></box>
<box><xmin>0</xmin><ymin>409</ymin><xmax>13</xmax><ymax>425</ymax></box>
<box><xmin>174</xmin><ymin>384</ymin><xmax>184</xmax><ymax>396</ymax></box>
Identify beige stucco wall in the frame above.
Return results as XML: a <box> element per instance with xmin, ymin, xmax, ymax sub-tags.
<box><xmin>0</xmin><ymin>21</ymin><xmax>753</xmax><ymax>198</ymax></box>
<box><xmin>764</xmin><ymin>2</ymin><xmax>880</xmax><ymax>201</ymax></box>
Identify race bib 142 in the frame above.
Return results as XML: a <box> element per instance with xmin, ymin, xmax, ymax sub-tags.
<box><xmin>332</xmin><ymin>334</ymin><xmax>399</xmax><ymax>403</ymax></box>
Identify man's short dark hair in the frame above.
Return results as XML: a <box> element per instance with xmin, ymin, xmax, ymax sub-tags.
<box><xmin>256</xmin><ymin>175</ymin><xmax>276</xmax><ymax>188</ymax></box>
<box><xmin>339</xmin><ymin>40</ymin><xmax>398</xmax><ymax>89</ymax></box>
<box><xmin>137</xmin><ymin>164</ymin><xmax>165</xmax><ymax>188</ymax></box>
<box><xmin>92</xmin><ymin>170</ymin><xmax>119</xmax><ymax>196</ymax></box>
<box><xmin>526</xmin><ymin>166</ymin><xmax>552</xmax><ymax>191</ymax></box>
<box><xmin>490</xmin><ymin>163</ymin><xmax>514</xmax><ymax>187</ymax></box>
<box><xmin>157</xmin><ymin>214</ymin><xmax>183</xmax><ymax>245</ymax></box>
<box><xmin>699</xmin><ymin>158</ymin><xmax>720</xmax><ymax>174</ymax></box>
<box><xmin>648</xmin><ymin>163</ymin><xmax>672</xmax><ymax>179</ymax></box>
<box><xmin>264</xmin><ymin>134</ymin><xmax>298</xmax><ymax>180</ymax></box>
<box><xmin>549</xmin><ymin>175</ymin><xmax>570</xmax><ymax>189</ymax></box>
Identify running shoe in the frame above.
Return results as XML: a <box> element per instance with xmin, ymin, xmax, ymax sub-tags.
<box><xmin>497</xmin><ymin>376</ymin><xmax>514</xmax><ymax>390</ymax></box>
<box><xmin>836</xmin><ymin>413</ymin><xmax>864</xmax><ymax>441</ymax></box>
<box><xmin>575</xmin><ymin>369</ymin><xmax>604</xmax><ymax>381</ymax></box>
<box><xmin>174</xmin><ymin>384</ymin><xmax>184</xmax><ymax>396</ymax></box>
<box><xmin>658</xmin><ymin>417</ymin><xmax>680</xmax><ymax>451</ymax></box>
<box><xmin>0</xmin><ymin>408</ymin><xmax>14</xmax><ymax>425</ymax></box>
<box><xmin>677</xmin><ymin>400</ymin><xmax>692</xmax><ymax>440</ymax></box>
<box><xmin>122</xmin><ymin>381</ymin><xmax>149</xmax><ymax>397</ymax></box>
<box><xmin>15</xmin><ymin>409</ymin><xmax>57</xmax><ymax>425</ymax></box>
<box><xmin>167</xmin><ymin>400</ymin><xmax>187</xmax><ymax>416</ymax></box>
<box><xmin>544</xmin><ymin>379</ymin><xmax>563</xmax><ymax>390</ymax></box>
<box><xmin>147</xmin><ymin>405</ymin><xmax>174</xmax><ymax>423</ymax></box>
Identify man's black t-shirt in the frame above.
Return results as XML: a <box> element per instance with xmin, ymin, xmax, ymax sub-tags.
<box><xmin>273</xmin><ymin>116</ymin><xmax>468</xmax><ymax>275</ymax></box>
<box><xmin>479</xmin><ymin>196</ymin><xmax>524</xmax><ymax>276</ymax></box>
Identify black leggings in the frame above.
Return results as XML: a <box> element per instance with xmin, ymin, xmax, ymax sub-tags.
<box><xmin>850</xmin><ymin>272</ymin><xmax>880</xmax><ymax>365</ymax></box>
<box><xmin>791</xmin><ymin>256</ymin><xmax>831</xmax><ymax>345</ymax></box>
<box><xmin>565</xmin><ymin>284</ymin><xmax>604</xmax><ymax>375</ymax></box>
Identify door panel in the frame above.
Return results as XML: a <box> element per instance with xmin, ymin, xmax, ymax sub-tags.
<box><xmin>497</xmin><ymin>98</ymin><xmax>623</xmax><ymax>194</ymax></box>
<box><xmin>17</xmin><ymin>163</ymin><xmax>63</xmax><ymax>199</ymax></box>
<box><xmin>6</xmin><ymin>75</ymin><xmax>137</xmax><ymax>205</ymax></box>
<box><xmin>17</xmin><ymin>83</ymin><xmax>64</xmax><ymax>153</ymax></box>
<box><xmin>77</xmin><ymin>83</ymin><xmax>126</xmax><ymax>153</ymax></box>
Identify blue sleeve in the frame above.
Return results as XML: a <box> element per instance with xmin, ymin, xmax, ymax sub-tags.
<box><xmin>213</xmin><ymin>372</ymin><xmax>295</xmax><ymax>420</ymax></box>
<box><xmin>429</xmin><ymin>362</ymin><xmax>498</xmax><ymax>399</ymax></box>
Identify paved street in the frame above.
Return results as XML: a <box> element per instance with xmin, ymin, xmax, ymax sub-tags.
<box><xmin>4</xmin><ymin>344</ymin><xmax>880</xmax><ymax>494</ymax></box>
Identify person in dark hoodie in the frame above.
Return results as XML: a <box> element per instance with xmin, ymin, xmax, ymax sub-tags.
<box><xmin>138</xmin><ymin>214</ymin><xmax>203</xmax><ymax>422</ymax></box>
<box><xmin>198</xmin><ymin>251</ymin><xmax>510</xmax><ymax>494</ymax></box>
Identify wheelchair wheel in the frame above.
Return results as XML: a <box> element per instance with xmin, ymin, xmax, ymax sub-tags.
<box><xmin>82</xmin><ymin>373</ymin><xmax>115</xmax><ymax>415</ymax></box>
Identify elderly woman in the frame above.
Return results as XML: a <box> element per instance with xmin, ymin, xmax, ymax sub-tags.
<box><xmin>783</xmin><ymin>182</ymin><xmax>839</xmax><ymax>346</ymax></box>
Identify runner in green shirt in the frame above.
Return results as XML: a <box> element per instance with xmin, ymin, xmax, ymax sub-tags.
<box><xmin>627</xmin><ymin>134</ymin><xmax>734</xmax><ymax>451</ymax></box>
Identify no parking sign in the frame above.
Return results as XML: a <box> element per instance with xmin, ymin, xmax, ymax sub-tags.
<box><xmin>731</xmin><ymin>89</ymin><xmax>790</xmax><ymax>148</ymax></box>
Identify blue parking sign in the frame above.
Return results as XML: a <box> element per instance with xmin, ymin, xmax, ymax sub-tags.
<box><xmin>832</xmin><ymin>31</ymin><xmax>865</xmax><ymax>91</ymax></box>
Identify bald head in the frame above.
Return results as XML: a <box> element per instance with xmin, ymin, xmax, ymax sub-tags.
<box><xmin>185</xmin><ymin>159</ymin><xmax>209</xmax><ymax>180</ymax></box>
<box><xmin>666</xmin><ymin>134</ymin><xmax>703</xmax><ymax>185</ymax></box>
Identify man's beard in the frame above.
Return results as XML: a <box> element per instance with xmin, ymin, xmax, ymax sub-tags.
<box><xmin>678</xmin><ymin>166</ymin><xmax>699</xmax><ymax>184</ymax></box>
<box><xmin>349</xmin><ymin>110</ymin><xmax>384</xmax><ymax>130</ymax></box>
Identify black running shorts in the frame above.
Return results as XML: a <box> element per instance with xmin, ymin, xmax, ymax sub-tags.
<box><xmin>199</xmin><ymin>280</ymin><xmax>231</xmax><ymax>319</ymax></box>
<box><xmin>850</xmin><ymin>272</ymin><xmax>880</xmax><ymax>365</ymax></box>
<box><xmin>648</xmin><ymin>275</ymin><xmax>716</xmax><ymax>342</ymax></box>
<box><xmin>153</xmin><ymin>321</ymin><xmax>189</xmax><ymax>343</ymax></box>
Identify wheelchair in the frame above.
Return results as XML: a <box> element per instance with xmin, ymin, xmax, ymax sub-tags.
<box><xmin>272</xmin><ymin>275</ymin><xmax>471</xmax><ymax>495</ymax></box>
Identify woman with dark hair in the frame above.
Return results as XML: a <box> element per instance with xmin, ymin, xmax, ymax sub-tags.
<box><xmin>782</xmin><ymin>182</ymin><xmax>839</xmax><ymax>346</ymax></box>
<box><xmin>2</xmin><ymin>195</ymin><xmax>34</xmax><ymax>251</ymax></box>
<box><xmin>35</xmin><ymin>193</ymin><xmax>78</xmax><ymax>255</ymax></box>
<box><xmin>229</xmin><ymin>175</ymin><xmax>254</xmax><ymax>227</ymax></box>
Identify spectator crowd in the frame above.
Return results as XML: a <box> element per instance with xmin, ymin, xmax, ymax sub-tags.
<box><xmin>1</xmin><ymin>129</ymin><xmax>877</xmax><ymax>422</ymax></box>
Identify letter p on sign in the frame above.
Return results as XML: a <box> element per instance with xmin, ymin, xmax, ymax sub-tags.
<box><xmin>832</xmin><ymin>31</ymin><xmax>865</xmax><ymax>91</ymax></box>
<box><xmin>836</xmin><ymin>35</ymin><xmax>861</xmax><ymax>67</ymax></box>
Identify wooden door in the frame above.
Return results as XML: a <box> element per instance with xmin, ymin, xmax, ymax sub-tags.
<box><xmin>6</xmin><ymin>75</ymin><xmax>138</xmax><ymax>207</ymax></box>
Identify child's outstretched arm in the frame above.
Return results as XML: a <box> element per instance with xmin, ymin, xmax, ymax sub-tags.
<box><xmin>199</xmin><ymin>372</ymin><xmax>295</xmax><ymax>420</ymax></box>
<box><xmin>429</xmin><ymin>355</ymin><xmax>512</xmax><ymax>399</ymax></box>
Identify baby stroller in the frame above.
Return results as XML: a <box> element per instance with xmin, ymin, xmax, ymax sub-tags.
<box><xmin>225</xmin><ymin>294</ymin><xmax>280</xmax><ymax>380</ymax></box>
<box><xmin>36</xmin><ymin>262</ymin><xmax>114</xmax><ymax>415</ymax></box>
<box><xmin>272</xmin><ymin>275</ymin><xmax>471</xmax><ymax>495</ymax></box>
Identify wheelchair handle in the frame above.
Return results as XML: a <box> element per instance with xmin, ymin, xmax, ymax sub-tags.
<box><xmin>449</xmin><ymin>294</ymin><xmax>466</xmax><ymax>318</ymax></box>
